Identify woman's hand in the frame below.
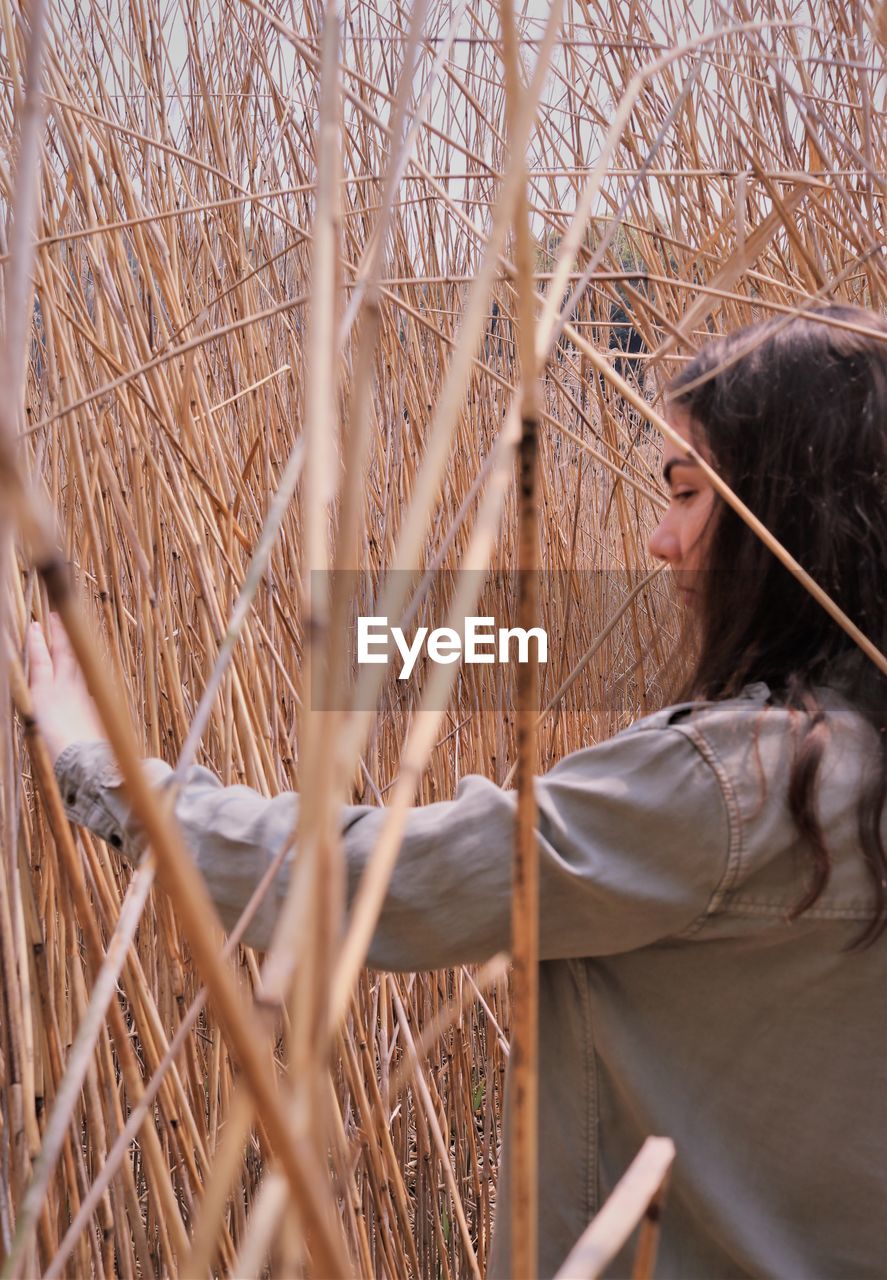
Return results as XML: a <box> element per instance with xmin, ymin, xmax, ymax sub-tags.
<box><xmin>26</xmin><ymin>615</ymin><xmax>107</xmax><ymax>766</ymax></box>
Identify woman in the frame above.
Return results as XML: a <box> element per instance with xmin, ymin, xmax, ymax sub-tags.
<box><xmin>28</xmin><ymin>304</ymin><xmax>887</xmax><ymax>1278</ymax></box>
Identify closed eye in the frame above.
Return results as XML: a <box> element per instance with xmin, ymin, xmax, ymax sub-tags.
<box><xmin>671</xmin><ymin>489</ymin><xmax>698</xmax><ymax>503</ymax></box>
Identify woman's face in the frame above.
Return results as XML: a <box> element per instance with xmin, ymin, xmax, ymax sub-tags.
<box><xmin>648</xmin><ymin>409</ymin><xmax>716</xmax><ymax>607</ymax></box>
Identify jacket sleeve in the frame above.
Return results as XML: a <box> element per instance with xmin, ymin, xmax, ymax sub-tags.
<box><xmin>53</xmin><ymin>726</ymin><xmax>730</xmax><ymax>968</ymax></box>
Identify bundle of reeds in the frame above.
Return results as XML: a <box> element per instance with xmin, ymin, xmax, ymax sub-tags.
<box><xmin>0</xmin><ymin>0</ymin><xmax>884</xmax><ymax>1275</ymax></box>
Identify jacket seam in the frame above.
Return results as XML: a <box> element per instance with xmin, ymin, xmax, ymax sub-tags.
<box><xmin>721</xmin><ymin>899</ymin><xmax>873</xmax><ymax>920</ymax></box>
<box><xmin>579</xmin><ymin>958</ymin><xmax>598</xmax><ymax>1220</ymax></box>
<box><xmin>634</xmin><ymin>723</ymin><xmax>743</xmax><ymax>939</ymax></box>
<box><xmin>677</xmin><ymin>723</ymin><xmax>745</xmax><ymax>915</ymax></box>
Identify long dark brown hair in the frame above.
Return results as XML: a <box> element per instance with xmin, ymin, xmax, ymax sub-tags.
<box><xmin>666</xmin><ymin>303</ymin><xmax>887</xmax><ymax>946</ymax></box>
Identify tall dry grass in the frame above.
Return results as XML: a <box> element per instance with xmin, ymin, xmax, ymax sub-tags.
<box><xmin>0</xmin><ymin>0</ymin><xmax>884</xmax><ymax>1276</ymax></box>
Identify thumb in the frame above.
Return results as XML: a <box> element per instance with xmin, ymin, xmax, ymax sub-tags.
<box><xmin>26</xmin><ymin>622</ymin><xmax>54</xmax><ymax>695</ymax></box>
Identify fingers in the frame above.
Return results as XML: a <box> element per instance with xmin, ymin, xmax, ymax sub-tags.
<box><xmin>49</xmin><ymin>612</ymin><xmax>79</xmax><ymax>683</ymax></box>
<box><xmin>28</xmin><ymin>614</ymin><xmax>84</xmax><ymax>691</ymax></box>
<box><xmin>26</xmin><ymin>621</ymin><xmax>54</xmax><ymax>693</ymax></box>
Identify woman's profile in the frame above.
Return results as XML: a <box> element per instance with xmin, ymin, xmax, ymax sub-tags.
<box><xmin>27</xmin><ymin>303</ymin><xmax>887</xmax><ymax>1278</ymax></box>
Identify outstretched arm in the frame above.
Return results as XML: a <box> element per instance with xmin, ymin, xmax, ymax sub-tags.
<box><xmin>27</xmin><ymin>618</ymin><xmax>731</xmax><ymax>969</ymax></box>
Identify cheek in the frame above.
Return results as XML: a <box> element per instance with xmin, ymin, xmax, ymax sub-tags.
<box><xmin>682</xmin><ymin>494</ymin><xmax>715</xmax><ymax>558</ymax></box>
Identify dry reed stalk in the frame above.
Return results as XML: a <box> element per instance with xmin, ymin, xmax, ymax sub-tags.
<box><xmin>339</xmin><ymin>1</ymin><xmax>563</xmax><ymax>736</ymax></box>
<box><xmin>44</xmin><ymin>823</ymin><xmax>296</xmax><ymax>1278</ymax></box>
<box><xmin>270</xmin><ymin>2</ymin><xmax>343</xmax><ymax>1094</ymax></box>
<box><xmin>390</xmin><ymin>985</ymin><xmax>481</xmax><ymax>1279</ymax></box>
<box><xmin>500</xmin><ymin>2</ymin><xmax>542</xmax><ymax>1275</ymax></box>
<box><xmin>330</xmin><ymin>6</ymin><xmax>565</xmax><ymax>1032</ymax></box>
<box><xmin>10</xmin><ymin>666</ymin><xmax>217</xmax><ymax>1274</ymax></box>
<box><xmin>0</xmin><ymin>6</ymin><xmax>56</xmax><ymax>1271</ymax></box>
<box><xmin>552</xmin><ymin>1137</ymin><xmax>675</xmax><ymax>1280</ymax></box>
<box><xmin>32</xmin><ymin>574</ymin><xmax>350</xmax><ymax>1275</ymax></box>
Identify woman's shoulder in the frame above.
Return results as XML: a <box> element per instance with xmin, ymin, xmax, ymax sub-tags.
<box><xmin>547</xmin><ymin>677</ymin><xmax>878</xmax><ymax>827</ymax></box>
<box><xmin>622</xmin><ymin>678</ymin><xmax>877</xmax><ymax>748</ymax></box>
<box><xmin>616</xmin><ymin>680</ymin><xmax>774</xmax><ymax>746</ymax></box>
<box><xmin>617</xmin><ymin>680</ymin><xmax>879</xmax><ymax>822</ymax></box>
<box><xmin>624</xmin><ymin>679</ymin><xmax>882</xmax><ymax>916</ymax></box>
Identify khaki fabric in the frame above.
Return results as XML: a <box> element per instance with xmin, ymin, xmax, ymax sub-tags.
<box><xmin>55</xmin><ymin>681</ymin><xmax>887</xmax><ymax>1279</ymax></box>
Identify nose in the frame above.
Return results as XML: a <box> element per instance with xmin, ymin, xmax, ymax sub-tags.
<box><xmin>648</xmin><ymin>514</ymin><xmax>679</xmax><ymax>564</ymax></box>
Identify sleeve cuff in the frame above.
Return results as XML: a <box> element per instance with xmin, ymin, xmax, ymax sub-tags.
<box><xmin>54</xmin><ymin>740</ymin><xmax>121</xmax><ymax>807</ymax></box>
<box><xmin>53</xmin><ymin>740</ymin><xmax>173</xmax><ymax>861</ymax></box>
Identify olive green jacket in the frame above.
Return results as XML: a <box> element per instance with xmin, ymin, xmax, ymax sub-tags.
<box><xmin>55</xmin><ymin>681</ymin><xmax>887</xmax><ymax>1278</ymax></box>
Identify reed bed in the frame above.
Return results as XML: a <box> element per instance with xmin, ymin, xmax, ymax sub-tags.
<box><xmin>0</xmin><ymin>0</ymin><xmax>884</xmax><ymax>1275</ymax></box>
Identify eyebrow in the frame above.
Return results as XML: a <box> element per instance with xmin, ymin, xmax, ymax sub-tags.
<box><xmin>662</xmin><ymin>457</ymin><xmax>698</xmax><ymax>485</ymax></box>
